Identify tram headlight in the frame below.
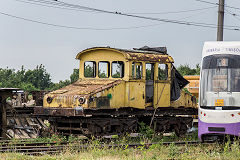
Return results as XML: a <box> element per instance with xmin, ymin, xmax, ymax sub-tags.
<box><xmin>78</xmin><ymin>97</ymin><xmax>86</xmax><ymax>104</ymax></box>
<box><xmin>46</xmin><ymin>97</ymin><xmax>53</xmax><ymax>104</ymax></box>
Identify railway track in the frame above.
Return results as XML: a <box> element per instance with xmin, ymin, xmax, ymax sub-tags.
<box><xmin>0</xmin><ymin>140</ymin><xmax>213</xmax><ymax>155</ymax></box>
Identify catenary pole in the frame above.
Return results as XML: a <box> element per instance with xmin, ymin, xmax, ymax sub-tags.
<box><xmin>217</xmin><ymin>0</ymin><xmax>225</xmax><ymax>41</ymax></box>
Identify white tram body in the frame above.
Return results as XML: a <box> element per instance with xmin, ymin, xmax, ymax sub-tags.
<box><xmin>199</xmin><ymin>41</ymin><xmax>240</xmax><ymax>141</ymax></box>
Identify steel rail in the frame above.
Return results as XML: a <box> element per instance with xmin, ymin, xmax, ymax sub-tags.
<box><xmin>0</xmin><ymin>140</ymin><xmax>214</xmax><ymax>155</ymax></box>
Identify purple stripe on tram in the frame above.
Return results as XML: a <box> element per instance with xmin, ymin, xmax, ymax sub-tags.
<box><xmin>198</xmin><ymin>119</ymin><xmax>240</xmax><ymax>140</ymax></box>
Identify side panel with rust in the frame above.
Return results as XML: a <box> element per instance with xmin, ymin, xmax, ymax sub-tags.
<box><xmin>128</xmin><ymin>81</ymin><xmax>145</xmax><ymax>109</ymax></box>
<box><xmin>154</xmin><ymin>82</ymin><xmax>171</xmax><ymax>107</ymax></box>
<box><xmin>88</xmin><ymin>82</ymin><xmax>126</xmax><ymax>109</ymax></box>
<box><xmin>153</xmin><ymin>63</ymin><xmax>171</xmax><ymax>108</ymax></box>
<box><xmin>171</xmin><ymin>90</ymin><xmax>197</xmax><ymax>108</ymax></box>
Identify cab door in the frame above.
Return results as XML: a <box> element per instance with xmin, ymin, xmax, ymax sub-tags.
<box><xmin>154</xmin><ymin>63</ymin><xmax>171</xmax><ymax>108</ymax></box>
<box><xmin>145</xmin><ymin>63</ymin><xmax>154</xmax><ymax>106</ymax></box>
<box><xmin>129</xmin><ymin>62</ymin><xmax>145</xmax><ymax>109</ymax></box>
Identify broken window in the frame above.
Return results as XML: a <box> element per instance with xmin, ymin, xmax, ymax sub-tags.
<box><xmin>132</xmin><ymin>62</ymin><xmax>142</xmax><ymax>79</ymax></box>
<box><xmin>98</xmin><ymin>61</ymin><xmax>109</xmax><ymax>78</ymax></box>
<box><xmin>84</xmin><ymin>61</ymin><xmax>96</xmax><ymax>78</ymax></box>
<box><xmin>146</xmin><ymin>63</ymin><xmax>154</xmax><ymax>80</ymax></box>
<box><xmin>158</xmin><ymin>64</ymin><xmax>168</xmax><ymax>80</ymax></box>
<box><xmin>112</xmin><ymin>61</ymin><xmax>124</xmax><ymax>78</ymax></box>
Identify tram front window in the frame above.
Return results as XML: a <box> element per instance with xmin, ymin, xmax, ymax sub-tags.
<box><xmin>200</xmin><ymin>54</ymin><xmax>240</xmax><ymax>108</ymax></box>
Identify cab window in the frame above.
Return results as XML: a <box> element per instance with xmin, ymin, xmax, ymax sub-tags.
<box><xmin>112</xmin><ymin>61</ymin><xmax>124</xmax><ymax>78</ymax></box>
<box><xmin>158</xmin><ymin>64</ymin><xmax>168</xmax><ymax>80</ymax></box>
<box><xmin>146</xmin><ymin>63</ymin><xmax>154</xmax><ymax>80</ymax></box>
<box><xmin>84</xmin><ymin>61</ymin><xmax>96</xmax><ymax>78</ymax></box>
<box><xmin>98</xmin><ymin>61</ymin><xmax>109</xmax><ymax>78</ymax></box>
<box><xmin>132</xmin><ymin>62</ymin><xmax>142</xmax><ymax>79</ymax></box>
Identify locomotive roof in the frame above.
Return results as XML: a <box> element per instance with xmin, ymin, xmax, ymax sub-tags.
<box><xmin>76</xmin><ymin>47</ymin><xmax>174</xmax><ymax>63</ymax></box>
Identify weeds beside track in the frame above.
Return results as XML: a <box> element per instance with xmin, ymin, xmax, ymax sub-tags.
<box><xmin>0</xmin><ymin>139</ymin><xmax>213</xmax><ymax>155</ymax></box>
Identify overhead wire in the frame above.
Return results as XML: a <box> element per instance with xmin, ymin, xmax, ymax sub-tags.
<box><xmin>14</xmin><ymin>0</ymin><xmax>216</xmax><ymax>15</ymax></box>
<box><xmin>2</xmin><ymin>10</ymin><xmax>234</xmax><ymax>31</ymax></box>
<box><xmin>126</xmin><ymin>6</ymin><xmax>217</xmax><ymax>15</ymax></box>
<box><xmin>2</xmin><ymin>0</ymin><xmax>222</xmax><ymax>31</ymax></box>
<box><xmin>195</xmin><ymin>0</ymin><xmax>218</xmax><ymax>6</ymax></box>
<box><xmin>225</xmin><ymin>9</ymin><xmax>240</xmax><ymax>22</ymax></box>
<box><xmin>195</xmin><ymin>0</ymin><xmax>240</xmax><ymax>30</ymax></box>
<box><xmin>13</xmin><ymin>0</ymin><xmax>240</xmax><ymax>29</ymax></box>
<box><xmin>14</xmin><ymin>0</ymin><xmax>98</xmax><ymax>13</ymax></box>
<box><xmin>0</xmin><ymin>6</ymin><xmax>216</xmax><ymax>31</ymax></box>
<box><xmin>195</xmin><ymin>0</ymin><xmax>240</xmax><ymax>11</ymax></box>
<box><xmin>0</xmin><ymin>11</ymin><xmax>171</xmax><ymax>30</ymax></box>
<box><xmin>1</xmin><ymin>0</ymin><xmax>239</xmax><ymax>31</ymax></box>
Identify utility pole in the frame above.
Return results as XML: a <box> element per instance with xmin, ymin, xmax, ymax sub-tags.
<box><xmin>217</xmin><ymin>0</ymin><xmax>225</xmax><ymax>41</ymax></box>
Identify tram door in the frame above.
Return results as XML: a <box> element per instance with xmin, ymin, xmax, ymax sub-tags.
<box><xmin>154</xmin><ymin>63</ymin><xmax>170</xmax><ymax>108</ymax></box>
<box><xmin>145</xmin><ymin>63</ymin><xmax>154</xmax><ymax>105</ymax></box>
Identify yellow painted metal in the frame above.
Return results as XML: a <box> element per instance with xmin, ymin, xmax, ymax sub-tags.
<box><xmin>153</xmin><ymin>63</ymin><xmax>172</xmax><ymax>108</ymax></box>
<box><xmin>171</xmin><ymin>90</ymin><xmax>198</xmax><ymax>108</ymax></box>
<box><xmin>79</xmin><ymin>49</ymin><xmax>128</xmax><ymax>80</ymax></box>
<box><xmin>128</xmin><ymin>80</ymin><xmax>145</xmax><ymax>109</ymax></box>
<box><xmin>184</xmin><ymin>75</ymin><xmax>200</xmax><ymax>99</ymax></box>
<box><xmin>154</xmin><ymin>82</ymin><xmax>171</xmax><ymax>108</ymax></box>
<box><xmin>43</xmin><ymin>47</ymin><xmax>197</xmax><ymax>110</ymax></box>
<box><xmin>76</xmin><ymin>47</ymin><xmax>174</xmax><ymax>64</ymax></box>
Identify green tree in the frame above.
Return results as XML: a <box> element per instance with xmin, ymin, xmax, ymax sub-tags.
<box><xmin>49</xmin><ymin>80</ymin><xmax>71</xmax><ymax>91</ymax></box>
<box><xmin>20</xmin><ymin>82</ymin><xmax>38</xmax><ymax>92</ymax></box>
<box><xmin>84</xmin><ymin>65</ymin><xmax>94</xmax><ymax>77</ymax></box>
<box><xmin>24</xmin><ymin>64</ymin><xmax>52</xmax><ymax>90</ymax></box>
<box><xmin>146</xmin><ymin>69</ymin><xmax>151</xmax><ymax>80</ymax></box>
<box><xmin>0</xmin><ymin>65</ymin><xmax>52</xmax><ymax>91</ymax></box>
<box><xmin>177</xmin><ymin>64</ymin><xmax>200</xmax><ymax>76</ymax></box>
<box><xmin>70</xmin><ymin>69</ymin><xmax>79</xmax><ymax>83</ymax></box>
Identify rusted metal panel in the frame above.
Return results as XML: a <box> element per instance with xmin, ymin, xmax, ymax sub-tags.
<box><xmin>75</xmin><ymin>47</ymin><xmax>174</xmax><ymax>63</ymax></box>
<box><xmin>184</xmin><ymin>75</ymin><xmax>200</xmax><ymax>99</ymax></box>
<box><xmin>34</xmin><ymin>107</ymin><xmax>84</xmax><ymax>116</ymax></box>
<box><xmin>96</xmin><ymin>97</ymin><xmax>110</xmax><ymax>108</ymax></box>
<box><xmin>0</xmin><ymin>103</ymin><xmax>6</xmax><ymax>139</ymax></box>
<box><xmin>0</xmin><ymin>89</ymin><xmax>20</xmax><ymax>139</ymax></box>
<box><xmin>50</xmin><ymin>79</ymin><xmax>121</xmax><ymax>96</ymax></box>
<box><xmin>30</xmin><ymin>91</ymin><xmax>50</xmax><ymax>106</ymax></box>
<box><xmin>125</xmin><ymin>52</ymin><xmax>173</xmax><ymax>63</ymax></box>
<box><xmin>44</xmin><ymin>79</ymin><xmax>122</xmax><ymax>108</ymax></box>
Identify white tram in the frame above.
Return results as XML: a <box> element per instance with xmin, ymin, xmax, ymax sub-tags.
<box><xmin>199</xmin><ymin>42</ymin><xmax>240</xmax><ymax>141</ymax></box>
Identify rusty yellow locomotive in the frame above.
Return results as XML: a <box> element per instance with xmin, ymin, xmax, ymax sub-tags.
<box><xmin>35</xmin><ymin>46</ymin><xmax>197</xmax><ymax>137</ymax></box>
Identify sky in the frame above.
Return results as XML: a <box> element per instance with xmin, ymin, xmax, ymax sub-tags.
<box><xmin>1</xmin><ymin>0</ymin><xmax>240</xmax><ymax>82</ymax></box>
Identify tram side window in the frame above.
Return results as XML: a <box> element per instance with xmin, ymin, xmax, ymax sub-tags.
<box><xmin>232</xmin><ymin>69</ymin><xmax>240</xmax><ymax>92</ymax></box>
<box><xmin>84</xmin><ymin>61</ymin><xmax>96</xmax><ymax>78</ymax></box>
<box><xmin>99</xmin><ymin>61</ymin><xmax>109</xmax><ymax>78</ymax></box>
<box><xmin>158</xmin><ymin>64</ymin><xmax>168</xmax><ymax>80</ymax></box>
<box><xmin>112</xmin><ymin>61</ymin><xmax>124</xmax><ymax>78</ymax></box>
<box><xmin>132</xmin><ymin>62</ymin><xmax>142</xmax><ymax>79</ymax></box>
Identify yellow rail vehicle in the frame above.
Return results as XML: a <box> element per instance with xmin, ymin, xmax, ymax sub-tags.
<box><xmin>35</xmin><ymin>47</ymin><xmax>197</xmax><ymax>136</ymax></box>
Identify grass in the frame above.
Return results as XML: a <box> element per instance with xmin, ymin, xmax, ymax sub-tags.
<box><xmin>2</xmin><ymin>128</ymin><xmax>240</xmax><ymax>159</ymax></box>
<box><xmin>1</xmin><ymin>140</ymin><xmax>240</xmax><ymax>159</ymax></box>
